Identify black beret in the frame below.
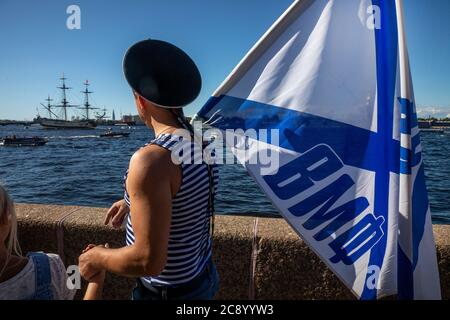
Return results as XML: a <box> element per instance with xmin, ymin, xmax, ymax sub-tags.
<box><xmin>123</xmin><ymin>39</ymin><xmax>201</xmax><ymax>108</ymax></box>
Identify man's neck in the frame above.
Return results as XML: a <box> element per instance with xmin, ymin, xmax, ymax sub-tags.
<box><xmin>149</xmin><ymin>111</ymin><xmax>182</xmax><ymax>136</ymax></box>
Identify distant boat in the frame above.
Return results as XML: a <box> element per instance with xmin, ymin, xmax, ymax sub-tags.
<box><xmin>100</xmin><ymin>132</ymin><xmax>130</xmax><ymax>138</ymax></box>
<box><xmin>36</xmin><ymin>75</ymin><xmax>105</xmax><ymax>129</ymax></box>
<box><xmin>0</xmin><ymin>136</ymin><xmax>48</xmax><ymax>147</ymax></box>
<box><xmin>100</xmin><ymin>129</ymin><xmax>130</xmax><ymax>138</ymax></box>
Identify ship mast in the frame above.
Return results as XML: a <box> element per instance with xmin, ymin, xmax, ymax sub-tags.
<box><xmin>79</xmin><ymin>80</ymin><xmax>99</xmax><ymax>120</ymax></box>
<box><xmin>59</xmin><ymin>74</ymin><xmax>70</xmax><ymax>121</ymax></box>
<box><xmin>54</xmin><ymin>74</ymin><xmax>77</xmax><ymax>121</ymax></box>
<box><xmin>100</xmin><ymin>107</ymin><xmax>108</xmax><ymax>117</ymax></box>
<box><xmin>45</xmin><ymin>96</ymin><xmax>53</xmax><ymax>118</ymax></box>
<box><xmin>39</xmin><ymin>95</ymin><xmax>58</xmax><ymax>119</ymax></box>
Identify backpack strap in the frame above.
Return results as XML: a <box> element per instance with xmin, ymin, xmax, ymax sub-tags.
<box><xmin>27</xmin><ymin>252</ymin><xmax>54</xmax><ymax>300</ymax></box>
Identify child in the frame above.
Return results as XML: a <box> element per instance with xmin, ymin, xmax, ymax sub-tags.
<box><xmin>0</xmin><ymin>184</ymin><xmax>104</xmax><ymax>300</ymax></box>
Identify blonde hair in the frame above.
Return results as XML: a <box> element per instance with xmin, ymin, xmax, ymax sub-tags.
<box><xmin>0</xmin><ymin>185</ymin><xmax>22</xmax><ymax>274</ymax></box>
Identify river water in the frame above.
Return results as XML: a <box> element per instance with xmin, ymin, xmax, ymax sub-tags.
<box><xmin>0</xmin><ymin>125</ymin><xmax>449</xmax><ymax>223</ymax></box>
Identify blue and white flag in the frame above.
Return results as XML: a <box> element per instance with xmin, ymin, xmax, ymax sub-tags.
<box><xmin>196</xmin><ymin>0</ymin><xmax>441</xmax><ymax>299</ymax></box>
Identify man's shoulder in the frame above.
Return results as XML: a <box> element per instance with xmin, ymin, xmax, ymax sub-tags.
<box><xmin>133</xmin><ymin>144</ymin><xmax>171</xmax><ymax>164</ymax></box>
<box><xmin>129</xmin><ymin>144</ymin><xmax>173</xmax><ymax>179</ymax></box>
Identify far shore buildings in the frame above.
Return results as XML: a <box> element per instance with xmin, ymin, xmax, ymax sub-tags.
<box><xmin>121</xmin><ymin>114</ymin><xmax>191</xmax><ymax>125</ymax></box>
<box><xmin>418</xmin><ymin>119</ymin><xmax>450</xmax><ymax>129</ymax></box>
<box><xmin>121</xmin><ymin>114</ymin><xmax>143</xmax><ymax>125</ymax></box>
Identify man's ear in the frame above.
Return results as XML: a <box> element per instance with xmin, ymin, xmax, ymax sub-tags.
<box><xmin>136</xmin><ymin>94</ymin><xmax>147</xmax><ymax>111</ymax></box>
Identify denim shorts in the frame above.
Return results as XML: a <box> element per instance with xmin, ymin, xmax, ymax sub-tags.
<box><xmin>132</xmin><ymin>257</ymin><xmax>220</xmax><ymax>300</ymax></box>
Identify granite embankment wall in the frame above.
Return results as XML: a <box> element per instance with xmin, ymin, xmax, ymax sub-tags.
<box><xmin>16</xmin><ymin>203</ymin><xmax>450</xmax><ymax>300</ymax></box>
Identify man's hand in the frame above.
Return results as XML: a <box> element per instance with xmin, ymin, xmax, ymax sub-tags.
<box><xmin>81</xmin><ymin>244</ymin><xmax>108</xmax><ymax>283</ymax></box>
<box><xmin>104</xmin><ymin>199</ymin><xmax>129</xmax><ymax>229</ymax></box>
<box><xmin>79</xmin><ymin>244</ymin><xmax>105</xmax><ymax>282</ymax></box>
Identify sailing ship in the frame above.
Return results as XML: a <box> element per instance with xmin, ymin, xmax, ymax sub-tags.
<box><xmin>36</xmin><ymin>75</ymin><xmax>104</xmax><ymax>129</ymax></box>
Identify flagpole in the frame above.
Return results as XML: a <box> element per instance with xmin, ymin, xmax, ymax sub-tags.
<box><xmin>212</xmin><ymin>0</ymin><xmax>315</xmax><ymax>97</ymax></box>
<box><xmin>395</xmin><ymin>0</ymin><xmax>413</xmax><ymax>99</ymax></box>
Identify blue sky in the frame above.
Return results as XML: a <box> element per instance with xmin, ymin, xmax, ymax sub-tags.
<box><xmin>0</xmin><ymin>0</ymin><xmax>449</xmax><ymax>120</ymax></box>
